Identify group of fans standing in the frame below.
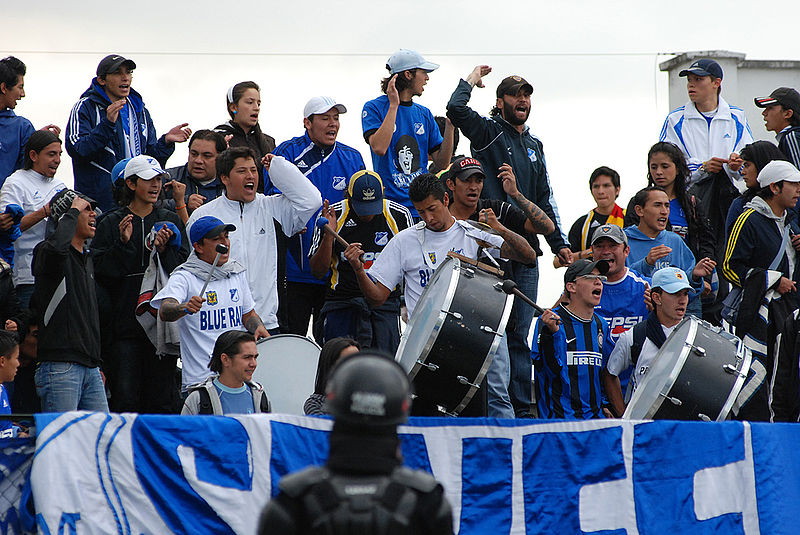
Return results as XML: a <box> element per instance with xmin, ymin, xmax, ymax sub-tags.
<box><xmin>1</xmin><ymin>48</ymin><xmax>800</xmax><ymax>436</ymax></box>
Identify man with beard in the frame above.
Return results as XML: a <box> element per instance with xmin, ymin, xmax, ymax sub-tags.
<box><xmin>362</xmin><ymin>49</ymin><xmax>453</xmax><ymax>217</ymax></box>
<box><xmin>446</xmin><ymin>64</ymin><xmax>572</xmax><ymax>417</ymax></box>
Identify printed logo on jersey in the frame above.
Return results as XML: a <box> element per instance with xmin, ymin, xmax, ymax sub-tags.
<box><xmin>608</xmin><ymin>316</ymin><xmax>644</xmax><ymax>342</ymax></box>
<box><xmin>414</xmin><ymin>122</ymin><xmax>425</xmax><ymax>135</ymax></box>
<box><xmin>199</xmin><ymin>305</ymin><xmax>243</xmax><ymax>331</ymax></box>
<box><xmin>362</xmin><ymin>110</ymin><xmax>367</xmax><ymax>119</ymax></box>
<box><xmin>332</xmin><ymin>176</ymin><xmax>347</xmax><ymax>190</ymax></box>
<box><xmin>597</xmin><ymin>331</ymin><xmax>603</xmax><ymax>350</ymax></box>
<box><xmin>296</xmin><ymin>161</ymin><xmax>308</xmax><ymax>169</ymax></box>
<box><xmin>206</xmin><ymin>291</ymin><xmax>218</xmax><ymax>306</ymax></box>
<box><xmin>259</xmin><ymin>228</ymin><xmax>266</xmax><ymax>234</ymax></box>
<box><xmin>345</xmin><ymin>219</ymin><xmax>357</xmax><ymax>227</ymax></box>
<box><xmin>33</xmin><ymin>190</ymin><xmax>42</xmax><ymax>200</ymax></box>
<box><xmin>229</xmin><ymin>288</ymin><xmax>239</xmax><ymax>302</ymax></box>
<box><xmin>527</xmin><ymin>148</ymin><xmax>538</xmax><ymax>163</ymax></box>
<box><xmin>393</xmin><ymin>135</ymin><xmax>421</xmax><ymax>179</ymax></box>
<box><xmin>375</xmin><ymin>232</ymin><xmax>388</xmax><ymax>246</ymax></box>
<box><xmin>428</xmin><ymin>252</ymin><xmax>437</xmax><ymax>264</ymax></box>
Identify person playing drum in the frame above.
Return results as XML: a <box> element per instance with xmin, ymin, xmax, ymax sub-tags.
<box><xmin>602</xmin><ymin>266</ymin><xmax>691</xmax><ymax>417</ymax></box>
<box><xmin>531</xmin><ymin>259</ymin><xmax>610</xmax><ymax>420</ymax></box>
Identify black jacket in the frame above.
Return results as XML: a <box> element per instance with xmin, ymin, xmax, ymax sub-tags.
<box><xmin>162</xmin><ymin>164</ymin><xmax>225</xmax><ymax>213</ymax></box>
<box><xmin>91</xmin><ymin>206</ymin><xmax>189</xmax><ymax>338</ymax></box>
<box><xmin>32</xmin><ymin>209</ymin><xmax>101</xmax><ymax>367</ymax></box>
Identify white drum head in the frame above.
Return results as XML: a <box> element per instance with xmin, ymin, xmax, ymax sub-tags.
<box><xmin>252</xmin><ymin>334</ymin><xmax>321</xmax><ymax>415</ymax></box>
<box><xmin>623</xmin><ymin>317</ymin><xmax>696</xmax><ymax>420</ymax></box>
<box><xmin>395</xmin><ymin>257</ymin><xmax>460</xmax><ymax>374</ymax></box>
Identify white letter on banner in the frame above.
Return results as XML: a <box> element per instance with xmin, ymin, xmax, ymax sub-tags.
<box><xmin>578</xmin><ymin>422</ymin><xmax>639</xmax><ymax>534</ymax></box>
<box><xmin>693</xmin><ymin>422</ymin><xmax>760</xmax><ymax>534</ymax></box>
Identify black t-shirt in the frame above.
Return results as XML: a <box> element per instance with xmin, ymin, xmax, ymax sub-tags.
<box><xmin>568</xmin><ymin>211</ymin><xmax>614</xmax><ymax>252</ymax></box>
<box><xmin>309</xmin><ymin>199</ymin><xmax>413</xmax><ymax>301</ymax></box>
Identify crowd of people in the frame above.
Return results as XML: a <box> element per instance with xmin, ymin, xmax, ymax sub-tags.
<box><xmin>2</xmin><ymin>49</ymin><xmax>800</xmax><ymax>437</ymax></box>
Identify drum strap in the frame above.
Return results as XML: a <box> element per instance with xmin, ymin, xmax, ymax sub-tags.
<box><xmin>630</xmin><ymin>321</ymin><xmax>648</xmax><ymax>366</ymax></box>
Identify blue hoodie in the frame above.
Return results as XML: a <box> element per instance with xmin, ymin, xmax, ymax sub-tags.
<box><xmin>0</xmin><ymin>109</ymin><xmax>34</xmax><ymax>186</ymax></box>
<box><xmin>624</xmin><ymin>226</ymin><xmax>702</xmax><ymax>295</ymax></box>
<box><xmin>65</xmin><ymin>79</ymin><xmax>174</xmax><ymax>211</ymax></box>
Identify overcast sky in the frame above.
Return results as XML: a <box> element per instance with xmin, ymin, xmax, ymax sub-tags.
<box><xmin>6</xmin><ymin>0</ymin><xmax>800</xmax><ymax>305</ymax></box>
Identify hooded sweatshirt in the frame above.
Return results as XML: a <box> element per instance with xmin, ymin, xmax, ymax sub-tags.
<box><xmin>0</xmin><ymin>109</ymin><xmax>35</xmax><ymax>185</ymax></box>
<box><xmin>624</xmin><ymin>225</ymin><xmax>702</xmax><ymax>295</ymax></box>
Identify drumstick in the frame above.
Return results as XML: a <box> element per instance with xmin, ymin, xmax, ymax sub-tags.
<box><xmin>185</xmin><ymin>244</ymin><xmax>228</xmax><ymax>315</ymax></box>
<box><xmin>501</xmin><ymin>279</ymin><xmax>560</xmax><ymax>324</ymax></box>
<box><xmin>316</xmin><ymin>217</ymin><xmax>350</xmax><ymax>248</ymax></box>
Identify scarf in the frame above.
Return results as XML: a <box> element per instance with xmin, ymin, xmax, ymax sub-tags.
<box><xmin>580</xmin><ymin>203</ymin><xmax>625</xmax><ymax>250</ymax></box>
<box><xmin>173</xmin><ymin>251</ymin><xmax>246</xmax><ymax>281</ymax></box>
<box><xmin>645</xmin><ymin>311</ymin><xmax>667</xmax><ymax>349</ymax></box>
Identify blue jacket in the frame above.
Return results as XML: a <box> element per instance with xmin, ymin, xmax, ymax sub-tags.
<box><xmin>266</xmin><ymin>133</ymin><xmax>365</xmax><ymax>285</ymax></box>
<box><xmin>0</xmin><ymin>109</ymin><xmax>34</xmax><ymax>186</ymax></box>
<box><xmin>624</xmin><ymin>226</ymin><xmax>702</xmax><ymax>293</ymax></box>
<box><xmin>66</xmin><ymin>79</ymin><xmax>174</xmax><ymax>211</ymax></box>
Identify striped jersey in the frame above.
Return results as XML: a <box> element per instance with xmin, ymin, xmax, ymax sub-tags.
<box><xmin>531</xmin><ymin>305</ymin><xmax>608</xmax><ymax>420</ymax></box>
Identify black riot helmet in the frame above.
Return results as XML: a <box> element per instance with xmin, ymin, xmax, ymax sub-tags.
<box><xmin>324</xmin><ymin>352</ymin><xmax>412</xmax><ymax>426</ymax></box>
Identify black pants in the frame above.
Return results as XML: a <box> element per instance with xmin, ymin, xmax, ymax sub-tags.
<box><xmin>283</xmin><ymin>281</ymin><xmax>326</xmax><ymax>343</ymax></box>
<box><xmin>110</xmin><ymin>333</ymin><xmax>179</xmax><ymax>413</ymax></box>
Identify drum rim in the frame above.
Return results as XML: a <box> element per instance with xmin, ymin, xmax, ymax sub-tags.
<box><xmin>719</xmin><ymin>340</ymin><xmax>753</xmax><ymax>421</ymax></box>
<box><xmin>255</xmin><ymin>333</ymin><xmax>322</xmax><ymax>350</ymax></box>
<box><xmin>643</xmin><ymin>316</ymin><xmax>696</xmax><ymax>420</ymax></box>
<box><xmin>395</xmin><ymin>256</ymin><xmax>462</xmax><ymax>379</ymax></box>
<box><xmin>451</xmin><ymin>290</ymin><xmax>515</xmax><ymax>416</ymax></box>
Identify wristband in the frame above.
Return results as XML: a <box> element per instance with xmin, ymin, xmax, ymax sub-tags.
<box><xmin>175</xmin><ymin>204</ymin><xmax>187</xmax><ymax>211</ymax></box>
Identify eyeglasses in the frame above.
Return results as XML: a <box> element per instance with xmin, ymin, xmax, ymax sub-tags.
<box><xmin>577</xmin><ymin>274</ymin><xmax>607</xmax><ymax>282</ymax></box>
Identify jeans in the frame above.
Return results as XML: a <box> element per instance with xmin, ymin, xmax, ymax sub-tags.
<box><xmin>507</xmin><ymin>262</ymin><xmax>539</xmax><ymax>417</ymax></box>
<box><xmin>486</xmin><ymin>335</ymin><xmax>515</xmax><ymax>418</ymax></box>
<box><xmin>15</xmin><ymin>284</ymin><xmax>34</xmax><ymax>309</ymax></box>
<box><xmin>35</xmin><ymin>361</ymin><xmax>109</xmax><ymax>412</ymax></box>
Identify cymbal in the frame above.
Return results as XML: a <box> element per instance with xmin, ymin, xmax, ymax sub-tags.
<box><xmin>465</xmin><ymin>219</ymin><xmax>501</xmax><ymax>236</ymax></box>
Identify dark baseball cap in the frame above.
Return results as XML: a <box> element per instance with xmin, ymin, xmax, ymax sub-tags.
<box><xmin>496</xmin><ymin>75</ymin><xmax>533</xmax><ymax>98</ymax></box>
<box><xmin>447</xmin><ymin>156</ymin><xmax>485</xmax><ymax>181</ymax></box>
<box><xmin>190</xmin><ymin>216</ymin><xmax>236</xmax><ymax>245</ymax></box>
<box><xmin>564</xmin><ymin>259</ymin><xmax>609</xmax><ymax>284</ymax></box>
<box><xmin>347</xmin><ymin>170</ymin><xmax>384</xmax><ymax>216</ymax></box>
<box><xmin>679</xmin><ymin>59</ymin><xmax>723</xmax><ymax>80</ymax></box>
<box><xmin>97</xmin><ymin>54</ymin><xmax>136</xmax><ymax>77</ymax></box>
<box><xmin>49</xmin><ymin>189</ymin><xmax>97</xmax><ymax>221</ymax></box>
<box><xmin>754</xmin><ymin>87</ymin><xmax>800</xmax><ymax>116</ymax></box>
<box><xmin>591</xmin><ymin>224</ymin><xmax>627</xmax><ymax>246</ymax></box>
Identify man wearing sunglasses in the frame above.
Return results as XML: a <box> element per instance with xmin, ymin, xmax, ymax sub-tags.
<box><xmin>531</xmin><ymin>259</ymin><xmax>609</xmax><ymax>419</ymax></box>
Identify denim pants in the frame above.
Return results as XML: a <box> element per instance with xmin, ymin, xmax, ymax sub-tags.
<box><xmin>486</xmin><ymin>335</ymin><xmax>515</xmax><ymax>418</ymax></box>
<box><xmin>507</xmin><ymin>262</ymin><xmax>539</xmax><ymax>417</ymax></box>
<box><xmin>35</xmin><ymin>361</ymin><xmax>109</xmax><ymax>412</ymax></box>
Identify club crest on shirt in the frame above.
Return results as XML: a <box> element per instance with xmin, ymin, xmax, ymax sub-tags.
<box><xmin>597</xmin><ymin>331</ymin><xmax>603</xmax><ymax>349</ymax></box>
<box><xmin>332</xmin><ymin>176</ymin><xmax>347</xmax><ymax>190</ymax></box>
<box><xmin>375</xmin><ymin>232</ymin><xmax>388</xmax><ymax>246</ymax></box>
<box><xmin>527</xmin><ymin>148</ymin><xmax>537</xmax><ymax>163</ymax></box>
<box><xmin>428</xmin><ymin>252</ymin><xmax>437</xmax><ymax>264</ymax></box>
<box><xmin>229</xmin><ymin>288</ymin><xmax>239</xmax><ymax>302</ymax></box>
<box><xmin>206</xmin><ymin>291</ymin><xmax>218</xmax><ymax>306</ymax></box>
<box><xmin>414</xmin><ymin>122</ymin><xmax>425</xmax><ymax>135</ymax></box>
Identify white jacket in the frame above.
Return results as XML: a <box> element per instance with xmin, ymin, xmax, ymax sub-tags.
<box><xmin>0</xmin><ymin>168</ymin><xmax>66</xmax><ymax>285</ymax></box>
<box><xmin>659</xmin><ymin>96</ymin><xmax>753</xmax><ymax>186</ymax></box>
<box><xmin>187</xmin><ymin>156</ymin><xmax>322</xmax><ymax>328</ymax></box>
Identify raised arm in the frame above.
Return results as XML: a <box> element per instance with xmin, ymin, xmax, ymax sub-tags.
<box><xmin>367</xmin><ymin>76</ymin><xmax>399</xmax><ymax>157</ymax></box>
<box><xmin>481</xmin><ymin>208</ymin><xmax>537</xmax><ymax>264</ymax></box>
<box><xmin>498</xmin><ymin>163</ymin><xmax>554</xmax><ymax>235</ymax></box>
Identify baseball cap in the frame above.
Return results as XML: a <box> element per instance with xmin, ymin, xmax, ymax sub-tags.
<box><xmin>651</xmin><ymin>266</ymin><xmax>691</xmax><ymax>294</ymax></box>
<box><xmin>564</xmin><ymin>259</ymin><xmax>609</xmax><ymax>284</ymax></box>
<box><xmin>347</xmin><ymin>170</ymin><xmax>384</xmax><ymax>216</ymax></box>
<box><xmin>190</xmin><ymin>216</ymin><xmax>236</xmax><ymax>245</ymax></box>
<box><xmin>496</xmin><ymin>75</ymin><xmax>533</xmax><ymax>98</ymax></box>
<box><xmin>591</xmin><ymin>224</ymin><xmax>627</xmax><ymax>246</ymax></box>
<box><xmin>447</xmin><ymin>156</ymin><xmax>485</xmax><ymax>180</ymax></box>
<box><xmin>303</xmin><ymin>96</ymin><xmax>347</xmax><ymax>119</ymax></box>
<box><xmin>754</xmin><ymin>87</ymin><xmax>800</xmax><ymax>116</ymax></box>
<box><xmin>111</xmin><ymin>158</ymin><xmax>132</xmax><ymax>185</ymax></box>
<box><xmin>386</xmin><ymin>49</ymin><xmax>439</xmax><ymax>74</ymax></box>
<box><xmin>97</xmin><ymin>54</ymin><xmax>136</xmax><ymax>77</ymax></box>
<box><xmin>757</xmin><ymin>160</ymin><xmax>800</xmax><ymax>188</ymax></box>
<box><xmin>49</xmin><ymin>189</ymin><xmax>97</xmax><ymax>221</ymax></box>
<box><xmin>679</xmin><ymin>59</ymin><xmax>723</xmax><ymax>80</ymax></box>
<box><xmin>124</xmin><ymin>155</ymin><xmax>167</xmax><ymax>180</ymax></box>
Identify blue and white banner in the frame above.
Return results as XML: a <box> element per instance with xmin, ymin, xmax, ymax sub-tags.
<box><xmin>28</xmin><ymin>412</ymin><xmax>800</xmax><ymax>534</ymax></box>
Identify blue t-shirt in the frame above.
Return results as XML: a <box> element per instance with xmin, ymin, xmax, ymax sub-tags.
<box><xmin>362</xmin><ymin>96</ymin><xmax>443</xmax><ymax>216</ymax></box>
<box><xmin>0</xmin><ymin>384</ymin><xmax>14</xmax><ymax>438</ymax></box>
<box><xmin>669</xmin><ymin>198</ymin><xmax>688</xmax><ymax>240</ymax></box>
<box><xmin>212</xmin><ymin>378</ymin><xmax>255</xmax><ymax>415</ymax></box>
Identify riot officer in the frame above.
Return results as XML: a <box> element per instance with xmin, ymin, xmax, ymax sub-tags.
<box><xmin>258</xmin><ymin>351</ymin><xmax>453</xmax><ymax>534</ymax></box>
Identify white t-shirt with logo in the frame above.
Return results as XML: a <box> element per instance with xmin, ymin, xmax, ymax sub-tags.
<box><xmin>367</xmin><ymin>219</ymin><xmax>503</xmax><ymax>316</ymax></box>
<box><xmin>152</xmin><ymin>269</ymin><xmax>255</xmax><ymax>390</ymax></box>
<box><xmin>606</xmin><ymin>322</ymin><xmax>678</xmax><ymax>400</ymax></box>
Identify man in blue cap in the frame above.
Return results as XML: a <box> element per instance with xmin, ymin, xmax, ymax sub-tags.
<box><xmin>602</xmin><ymin>266</ymin><xmax>692</xmax><ymax>417</ymax></box>
<box><xmin>362</xmin><ymin>49</ymin><xmax>454</xmax><ymax>217</ymax></box>
<box><xmin>152</xmin><ymin>215</ymin><xmax>269</xmax><ymax>394</ymax></box>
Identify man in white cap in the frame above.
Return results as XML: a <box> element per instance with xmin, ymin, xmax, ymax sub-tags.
<box><xmin>602</xmin><ymin>266</ymin><xmax>691</xmax><ymax>417</ymax></box>
<box><xmin>362</xmin><ymin>49</ymin><xmax>453</xmax><ymax>217</ymax></box>
<box><xmin>267</xmin><ymin>97</ymin><xmax>365</xmax><ymax>338</ymax></box>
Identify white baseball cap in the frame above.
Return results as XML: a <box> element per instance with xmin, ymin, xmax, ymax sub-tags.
<box><xmin>124</xmin><ymin>155</ymin><xmax>167</xmax><ymax>180</ymax></box>
<box><xmin>757</xmin><ymin>160</ymin><xmax>800</xmax><ymax>188</ymax></box>
<box><xmin>386</xmin><ymin>49</ymin><xmax>439</xmax><ymax>74</ymax></box>
<box><xmin>303</xmin><ymin>96</ymin><xmax>347</xmax><ymax>119</ymax></box>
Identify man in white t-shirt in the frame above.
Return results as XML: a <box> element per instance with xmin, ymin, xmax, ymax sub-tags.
<box><xmin>347</xmin><ymin>173</ymin><xmax>536</xmax><ymax>417</ymax></box>
<box><xmin>152</xmin><ymin>215</ymin><xmax>269</xmax><ymax>392</ymax></box>
<box><xmin>602</xmin><ymin>266</ymin><xmax>691</xmax><ymax>416</ymax></box>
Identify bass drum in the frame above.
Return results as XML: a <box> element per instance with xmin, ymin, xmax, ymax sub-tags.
<box><xmin>395</xmin><ymin>255</ymin><xmax>513</xmax><ymax>416</ymax></box>
<box><xmin>623</xmin><ymin>316</ymin><xmax>752</xmax><ymax>421</ymax></box>
<box><xmin>252</xmin><ymin>334</ymin><xmax>321</xmax><ymax>415</ymax></box>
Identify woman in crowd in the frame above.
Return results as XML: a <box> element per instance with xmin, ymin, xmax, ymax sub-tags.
<box><xmin>725</xmin><ymin>141</ymin><xmax>789</xmax><ymax>233</ymax></box>
<box><xmin>304</xmin><ymin>337</ymin><xmax>360</xmax><ymax>415</ymax></box>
